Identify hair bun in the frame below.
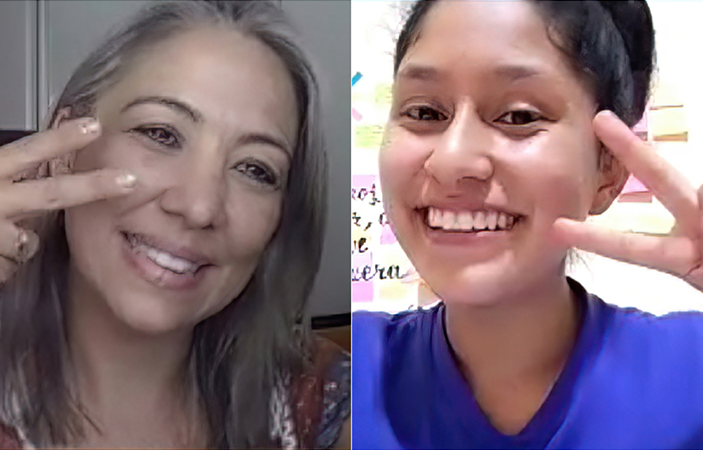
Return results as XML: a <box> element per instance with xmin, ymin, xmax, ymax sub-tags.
<box><xmin>598</xmin><ymin>0</ymin><xmax>655</xmax><ymax>116</ymax></box>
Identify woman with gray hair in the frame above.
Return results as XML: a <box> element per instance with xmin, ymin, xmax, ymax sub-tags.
<box><xmin>0</xmin><ymin>1</ymin><xmax>349</xmax><ymax>448</ymax></box>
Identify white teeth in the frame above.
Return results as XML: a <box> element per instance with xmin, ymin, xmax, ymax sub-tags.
<box><xmin>442</xmin><ymin>211</ymin><xmax>455</xmax><ymax>230</ymax></box>
<box><xmin>457</xmin><ymin>212</ymin><xmax>473</xmax><ymax>229</ymax></box>
<box><xmin>147</xmin><ymin>247</ymin><xmax>159</xmax><ymax>261</ymax></box>
<box><xmin>473</xmin><ymin>211</ymin><xmax>486</xmax><ymax>230</ymax></box>
<box><xmin>155</xmin><ymin>252</ymin><xmax>193</xmax><ymax>274</ymax></box>
<box><xmin>426</xmin><ymin>208</ymin><xmax>517</xmax><ymax>232</ymax></box>
<box><xmin>498</xmin><ymin>213</ymin><xmax>507</xmax><ymax>229</ymax></box>
<box><xmin>486</xmin><ymin>211</ymin><xmax>498</xmax><ymax>231</ymax></box>
<box><xmin>428</xmin><ymin>210</ymin><xmax>439</xmax><ymax>228</ymax></box>
<box><xmin>428</xmin><ymin>208</ymin><xmax>439</xmax><ymax>226</ymax></box>
<box><xmin>131</xmin><ymin>240</ymin><xmax>197</xmax><ymax>275</ymax></box>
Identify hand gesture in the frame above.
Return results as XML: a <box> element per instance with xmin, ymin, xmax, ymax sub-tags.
<box><xmin>0</xmin><ymin>118</ymin><xmax>138</xmax><ymax>282</ymax></box>
<box><xmin>553</xmin><ymin>110</ymin><xmax>703</xmax><ymax>291</ymax></box>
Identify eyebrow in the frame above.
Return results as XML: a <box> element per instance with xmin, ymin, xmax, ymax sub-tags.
<box><xmin>397</xmin><ymin>64</ymin><xmax>440</xmax><ymax>82</ymax></box>
<box><xmin>397</xmin><ymin>63</ymin><xmax>543</xmax><ymax>83</ymax></box>
<box><xmin>121</xmin><ymin>96</ymin><xmax>203</xmax><ymax>122</ymax></box>
<box><xmin>239</xmin><ymin>133</ymin><xmax>293</xmax><ymax>160</ymax></box>
<box><xmin>492</xmin><ymin>64</ymin><xmax>541</xmax><ymax>81</ymax></box>
<box><xmin>122</xmin><ymin>95</ymin><xmax>293</xmax><ymax>158</ymax></box>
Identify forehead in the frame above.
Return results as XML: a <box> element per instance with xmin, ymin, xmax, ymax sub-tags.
<box><xmin>399</xmin><ymin>1</ymin><xmax>576</xmax><ymax>87</ymax></box>
<box><xmin>99</xmin><ymin>25</ymin><xmax>298</xmax><ymax>138</ymax></box>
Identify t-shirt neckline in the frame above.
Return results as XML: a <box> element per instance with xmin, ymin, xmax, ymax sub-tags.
<box><xmin>431</xmin><ymin>277</ymin><xmax>609</xmax><ymax>449</ymax></box>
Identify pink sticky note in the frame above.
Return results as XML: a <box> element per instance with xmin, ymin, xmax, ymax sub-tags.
<box><xmin>353</xmin><ymin>279</ymin><xmax>373</xmax><ymax>303</ymax></box>
<box><xmin>352</xmin><ymin>252</ymin><xmax>373</xmax><ymax>302</ymax></box>
<box><xmin>353</xmin><ymin>251</ymin><xmax>372</xmax><ymax>267</ymax></box>
<box><xmin>353</xmin><ymin>175</ymin><xmax>376</xmax><ymax>189</ymax></box>
<box><xmin>622</xmin><ymin>175</ymin><xmax>648</xmax><ymax>194</ymax></box>
<box><xmin>380</xmin><ymin>224</ymin><xmax>397</xmax><ymax>245</ymax></box>
<box><xmin>632</xmin><ymin>112</ymin><xmax>648</xmax><ymax>134</ymax></box>
<box><xmin>352</xmin><ymin>108</ymin><xmax>363</xmax><ymax>122</ymax></box>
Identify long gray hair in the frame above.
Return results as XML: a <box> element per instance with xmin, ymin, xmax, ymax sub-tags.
<box><xmin>0</xmin><ymin>1</ymin><xmax>327</xmax><ymax>447</ymax></box>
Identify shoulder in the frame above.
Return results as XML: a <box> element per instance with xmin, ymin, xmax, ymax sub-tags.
<box><xmin>563</xmin><ymin>284</ymin><xmax>703</xmax><ymax>444</ymax></box>
<box><xmin>579</xmin><ymin>282</ymin><xmax>703</xmax><ymax>377</ymax></box>
<box><xmin>316</xmin><ymin>340</ymin><xmax>350</xmax><ymax>449</ymax></box>
<box><xmin>352</xmin><ymin>305</ymin><xmax>442</xmax><ymax>392</ymax></box>
<box><xmin>353</xmin><ymin>305</ymin><xmax>442</xmax><ymax>349</ymax></box>
<box><xmin>594</xmin><ymin>292</ymin><xmax>703</xmax><ymax>345</ymax></box>
<box><xmin>297</xmin><ymin>337</ymin><xmax>350</xmax><ymax>449</ymax></box>
<box><xmin>569</xmin><ymin>276</ymin><xmax>703</xmax><ymax>339</ymax></box>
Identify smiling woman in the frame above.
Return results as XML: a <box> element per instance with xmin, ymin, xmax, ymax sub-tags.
<box><xmin>353</xmin><ymin>0</ymin><xmax>703</xmax><ymax>449</ymax></box>
<box><xmin>0</xmin><ymin>1</ymin><xmax>348</xmax><ymax>449</ymax></box>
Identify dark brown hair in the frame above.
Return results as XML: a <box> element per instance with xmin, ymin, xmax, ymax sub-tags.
<box><xmin>394</xmin><ymin>0</ymin><xmax>656</xmax><ymax>127</ymax></box>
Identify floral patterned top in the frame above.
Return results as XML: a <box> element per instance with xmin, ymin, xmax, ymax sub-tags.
<box><xmin>0</xmin><ymin>339</ymin><xmax>351</xmax><ymax>449</ymax></box>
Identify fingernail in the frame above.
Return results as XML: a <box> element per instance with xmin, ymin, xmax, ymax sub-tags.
<box><xmin>116</xmin><ymin>172</ymin><xmax>138</xmax><ymax>188</ymax></box>
<box><xmin>596</xmin><ymin>110</ymin><xmax>622</xmax><ymax>124</ymax></box>
<box><xmin>79</xmin><ymin>119</ymin><xmax>101</xmax><ymax>135</ymax></box>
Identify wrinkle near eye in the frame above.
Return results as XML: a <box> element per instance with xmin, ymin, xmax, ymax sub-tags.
<box><xmin>231</xmin><ymin>157</ymin><xmax>282</xmax><ymax>190</ymax></box>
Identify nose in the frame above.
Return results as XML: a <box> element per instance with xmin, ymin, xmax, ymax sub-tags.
<box><xmin>424</xmin><ymin>105</ymin><xmax>494</xmax><ymax>186</ymax></box>
<box><xmin>159</xmin><ymin>157</ymin><xmax>227</xmax><ymax>230</ymax></box>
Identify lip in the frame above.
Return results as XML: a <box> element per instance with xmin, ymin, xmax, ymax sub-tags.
<box><xmin>119</xmin><ymin>230</ymin><xmax>215</xmax><ymax>290</ymax></box>
<box><xmin>121</xmin><ymin>230</ymin><xmax>214</xmax><ymax>266</ymax></box>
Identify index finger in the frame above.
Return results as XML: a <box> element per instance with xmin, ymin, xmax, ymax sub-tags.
<box><xmin>594</xmin><ymin>111</ymin><xmax>699</xmax><ymax>237</ymax></box>
<box><xmin>552</xmin><ymin>217</ymin><xmax>699</xmax><ymax>277</ymax></box>
<box><xmin>0</xmin><ymin>118</ymin><xmax>102</xmax><ymax>179</ymax></box>
<box><xmin>0</xmin><ymin>170</ymin><xmax>138</xmax><ymax>220</ymax></box>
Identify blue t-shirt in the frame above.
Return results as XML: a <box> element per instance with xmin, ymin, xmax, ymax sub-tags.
<box><xmin>352</xmin><ymin>278</ymin><xmax>703</xmax><ymax>449</ymax></box>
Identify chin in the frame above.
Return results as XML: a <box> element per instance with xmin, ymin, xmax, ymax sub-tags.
<box><xmin>428</xmin><ymin>269</ymin><xmax>520</xmax><ymax>307</ymax></box>
<box><xmin>104</xmin><ymin>292</ymin><xmax>202</xmax><ymax>335</ymax></box>
<box><xmin>417</xmin><ymin>254</ymin><xmax>544</xmax><ymax>307</ymax></box>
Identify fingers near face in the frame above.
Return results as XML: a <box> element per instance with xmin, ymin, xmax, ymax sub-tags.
<box><xmin>64</xmin><ymin>26</ymin><xmax>298</xmax><ymax>334</ymax></box>
<box><xmin>593</xmin><ymin>111</ymin><xmax>700</xmax><ymax>237</ymax></box>
<box><xmin>552</xmin><ymin>217</ymin><xmax>699</xmax><ymax>277</ymax></box>
<box><xmin>0</xmin><ymin>118</ymin><xmax>102</xmax><ymax>180</ymax></box>
<box><xmin>0</xmin><ymin>169</ymin><xmax>137</xmax><ymax>220</ymax></box>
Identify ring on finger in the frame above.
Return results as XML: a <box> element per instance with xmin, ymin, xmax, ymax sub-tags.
<box><xmin>14</xmin><ymin>229</ymin><xmax>31</xmax><ymax>264</ymax></box>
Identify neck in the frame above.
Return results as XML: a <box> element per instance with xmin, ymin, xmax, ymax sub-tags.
<box><xmin>65</xmin><ymin>266</ymin><xmax>201</xmax><ymax>446</ymax></box>
<box><xmin>444</xmin><ymin>273</ymin><xmax>579</xmax><ymax>433</ymax></box>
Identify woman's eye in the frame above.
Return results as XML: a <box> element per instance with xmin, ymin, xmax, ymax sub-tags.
<box><xmin>135</xmin><ymin>126</ymin><xmax>180</xmax><ymax>148</ymax></box>
<box><xmin>234</xmin><ymin>161</ymin><xmax>280</xmax><ymax>188</ymax></box>
<box><xmin>495</xmin><ymin>110</ymin><xmax>543</xmax><ymax>126</ymax></box>
<box><xmin>403</xmin><ymin>106</ymin><xmax>447</xmax><ymax>122</ymax></box>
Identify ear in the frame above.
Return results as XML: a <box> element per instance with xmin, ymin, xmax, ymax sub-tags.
<box><xmin>49</xmin><ymin>107</ymin><xmax>75</xmax><ymax>177</ymax></box>
<box><xmin>589</xmin><ymin>143</ymin><xmax>629</xmax><ymax>215</ymax></box>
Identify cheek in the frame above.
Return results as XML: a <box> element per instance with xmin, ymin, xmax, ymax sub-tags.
<box><xmin>221</xmin><ymin>191</ymin><xmax>283</xmax><ymax>261</ymax></box>
<box><xmin>72</xmin><ymin>133</ymin><xmax>155</xmax><ymax>186</ymax></box>
<box><xmin>503</xmin><ymin>131</ymin><xmax>600</xmax><ymax>219</ymax></box>
<box><xmin>379</xmin><ymin>127</ymin><xmax>431</xmax><ymax>208</ymax></box>
<box><xmin>73</xmin><ymin>123</ymin><xmax>143</xmax><ymax>168</ymax></box>
<box><xmin>64</xmin><ymin>200</ymin><xmax>118</xmax><ymax>290</ymax></box>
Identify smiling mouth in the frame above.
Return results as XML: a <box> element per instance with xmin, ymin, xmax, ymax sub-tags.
<box><xmin>422</xmin><ymin>207</ymin><xmax>521</xmax><ymax>233</ymax></box>
<box><xmin>121</xmin><ymin>231</ymin><xmax>208</xmax><ymax>276</ymax></box>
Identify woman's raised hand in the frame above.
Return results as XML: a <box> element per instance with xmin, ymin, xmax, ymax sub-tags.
<box><xmin>0</xmin><ymin>118</ymin><xmax>137</xmax><ymax>282</ymax></box>
<box><xmin>553</xmin><ymin>110</ymin><xmax>703</xmax><ymax>291</ymax></box>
